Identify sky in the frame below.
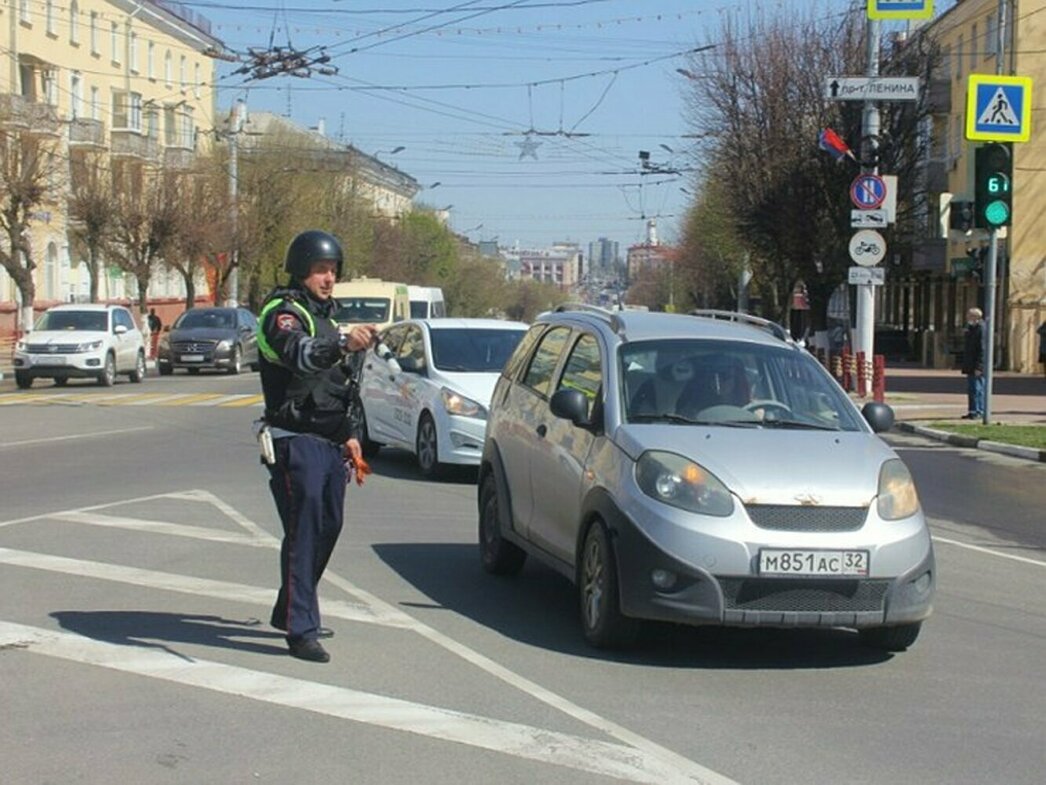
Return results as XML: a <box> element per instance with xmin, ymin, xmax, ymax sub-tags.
<box><xmin>194</xmin><ymin>0</ymin><xmax>953</xmax><ymax>254</ymax></box>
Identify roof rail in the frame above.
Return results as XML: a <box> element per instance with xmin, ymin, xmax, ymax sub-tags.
<box><xmin>552</xmin><ymin>302</ymin><xmax>625</xmax><ymax>334</ymax></box>
<box><xmin>689</xmin><ymin>309</ymin><xmax>791</xmax><ymax>342</ymax></box>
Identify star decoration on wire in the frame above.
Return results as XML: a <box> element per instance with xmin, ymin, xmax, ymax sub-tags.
<box><xmin>515</xmin><ymin>133</ymin><xmax>542</xmax><ymax>161</ymax></box>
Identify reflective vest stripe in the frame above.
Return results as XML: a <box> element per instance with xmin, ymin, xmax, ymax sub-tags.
<box><xmin>256</xmin><ymin>298</ymin><xmax>315</xmax><ymax>365</ymax></box>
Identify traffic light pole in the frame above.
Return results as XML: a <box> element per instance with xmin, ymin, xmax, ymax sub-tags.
<box><xmin>983</xmin><ymin>229</ymin><xmax>998</xmax><ymax>423</ymax></box>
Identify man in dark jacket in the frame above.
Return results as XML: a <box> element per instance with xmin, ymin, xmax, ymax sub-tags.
<box><xmin>256</xmin><ymin>229</ymin><xmax>377</xmax><ymax>663</ymax></box>
<box><xmin>961</xmin><ymin>307</ymin><xmax>985</xmax><ymax>420</ymax></box>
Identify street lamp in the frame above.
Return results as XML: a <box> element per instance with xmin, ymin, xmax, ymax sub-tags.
<box><xmin>374</xmin><ymin>145</ymin><xmax>405</xmax><ymax>159</ymax></box>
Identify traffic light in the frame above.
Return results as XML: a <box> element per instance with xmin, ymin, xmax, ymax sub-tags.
<box><xmin>949</xmin><ymin>200</ymin><xmax>975</xmax><ymax>233</ymax></box>
<box><xmin>974</xmin><ymin>142</ymin><xmax>1013</xmax><ymax>228</ymax></box>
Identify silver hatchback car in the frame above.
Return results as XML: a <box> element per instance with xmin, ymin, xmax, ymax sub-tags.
<box><xmin>478</xmin><ymin>307</ymin><xmax>934</xmax><ymax>652</ymax></box>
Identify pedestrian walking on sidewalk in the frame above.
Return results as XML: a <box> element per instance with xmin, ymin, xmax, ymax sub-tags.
<box><xmin>961</xmin><ymin>307</ymin><xmax>985</xmax><ymax>419</ymax></box>
<box><xmin>1037</xmin><ymin>319</ymin><xmax>1046</xmax><ymax>378</ymax></box>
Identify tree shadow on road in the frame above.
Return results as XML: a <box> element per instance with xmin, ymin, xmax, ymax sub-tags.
<box><xmin>373</xmin><ymin>542</ymin><xmax>892</xmax><ymax>670</ymax></box>
<box><xmin>50</xmin><ymin>610</ymin><xmax>287</xmax><ymax>661</ymax></box>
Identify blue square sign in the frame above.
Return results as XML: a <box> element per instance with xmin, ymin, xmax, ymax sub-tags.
<box><xmin>966</xmin><ymin>74</ymin><xmax>1032</xmax><ymax>142</ymax></box>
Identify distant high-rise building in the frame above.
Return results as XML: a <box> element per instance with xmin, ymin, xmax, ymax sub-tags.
<box><xmin>587</xmin><ymin>238</ymin><xmax>619</xmax><ymax>275</ymax></box>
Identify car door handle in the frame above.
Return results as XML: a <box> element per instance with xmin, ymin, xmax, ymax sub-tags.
<box><xmin>536</xmin><ymin>424</ymin><xmax>547</xmax><ymax>438</ymax></box>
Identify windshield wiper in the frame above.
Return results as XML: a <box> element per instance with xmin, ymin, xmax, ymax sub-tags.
<box><xmin>759</xmin><ymin>418</ymin><xmax>839</xmax><ymax>431</ymax></box>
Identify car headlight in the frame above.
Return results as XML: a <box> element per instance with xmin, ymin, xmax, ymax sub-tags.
<box><xmin>635</xmin><ymin>451</ymin><xmax>734</xmax><ymax>517</ymax></box>
<box><xmin>877</xmin><ymin>459</ymin><xmax>920</xmax><ymax>520</ymax></box>
<box><xmin>76</xmin><ymin>339</ymin><xmax>103</xmax><ymax>352</ymax></box>
<box><xmin>15</xmin><ymin>340</ymin><xmax>26</xmax><ymax>352</ymax></box>
<box><xmin>441</xmin><ymin>387</ymin><xmax>485</xmax><ymax>418</ymax></box>
<box><xmin>216</xmin><ymin>339</ymin><xmax>232</xmax><ymax>352</ymax></box>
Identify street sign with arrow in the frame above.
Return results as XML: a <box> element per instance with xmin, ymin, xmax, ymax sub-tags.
<box><xmin>825</xmin><ymin>76</ymin><xmax>920</xmax><ymax>102</ymax></box>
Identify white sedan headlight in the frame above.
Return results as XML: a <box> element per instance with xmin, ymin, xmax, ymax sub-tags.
<box><xmin>15</xmin><ymin>339</ymin><xmax>27</xmax><ymax>352</ymax></box>
<box><xmin>441</xmin><ymin>387</ymin><xmax>485</xmax><ymax>418</ymax></box>
<box><xmin>635</xmin><ymin>451</ymin><xmax>734</xmax><ymax>517</ymax></box>
<box><xmin>877</xmin><ymin>459</ymin><xmax>921</xmax><ymax>520</ymax></box>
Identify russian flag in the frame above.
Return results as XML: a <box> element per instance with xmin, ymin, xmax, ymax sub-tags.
<box><xmin>818</xmin><ymin>128</ymin><xmax>856</xmax><ymax>162</ymax></box>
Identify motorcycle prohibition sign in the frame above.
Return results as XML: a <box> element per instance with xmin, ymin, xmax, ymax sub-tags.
<box><xmin>849</xmin><ymin>229</ymin><xmax>886</xmax><ymax>267</ymax></box>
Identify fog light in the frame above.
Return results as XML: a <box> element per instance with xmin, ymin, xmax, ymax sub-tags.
<box><xmin>651</xmin><ymin>569</ymin><xmax>677</xmax><ymax>591</ymax></box>
<box><xmin>86</xmin><ymin>359</ymin><xmax>100</xmax><ymax>367</ymax></box>
<box><xmin>912</xmin><ymin>571</ymin><xmax>931</xmax><ymax>595</ymax></box>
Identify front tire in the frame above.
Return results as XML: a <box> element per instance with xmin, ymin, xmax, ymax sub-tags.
<box><xmin>97</xmin><ymin>354</ymin><xmax>116</xmax><ymax>387</ymax></box>
<box><xmin>858</xmin><ymin>622</ymin><xmax>922</xmax><ymax>652</ymax></box>
<box><xmin>227</xmin><ymin>346</ymin><xmax>242</xmax><ymax>375</ymax></box>
<box><xmin>15</xmin><ymin>371</ymin><xmax>32</xmax><ymax>389</ymax></box>
<box><xmin>579</xmin><ymin>521</ymin><xmax>638</xmax><ymax>649</ymax></box>
<box><xmin>416</xmin><ymin>413</ymin><xmax>441</xmax><ymax>478</ymax></box>
<box><xmin>130</xmin><ymin>351</ymin><xmax>146</xmax><ymax>383</ymax></box>
<box><xmin>478</xmin><ymin>474</ymin><xmax>526</xmax><ymax>575</ymax></box>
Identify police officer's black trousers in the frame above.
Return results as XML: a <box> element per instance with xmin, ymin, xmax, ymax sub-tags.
<box><xmin>267</xmin><ymin>433</ymin><xmax>346</xmax><ymax>642</ymax></box>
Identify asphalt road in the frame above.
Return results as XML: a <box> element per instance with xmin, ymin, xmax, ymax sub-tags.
<box><xmin>1</xmin><ymin>372</ymin><xmax>1043</xmax><ymax>785</ymax></box>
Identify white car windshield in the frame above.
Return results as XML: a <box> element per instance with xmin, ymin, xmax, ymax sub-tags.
<box><xmin>35</xmin><ymin>311</ymin><xmax>108</xmax><ymax>332</ymax></box>
<box><xmin>620</xmin><ymin>339</ymin><xmax>863</xmax><ymax>430</ymax></box>
<box><xmin>430</xmin><ymin>328</ymin><xmax>526</xmax><ymax>372</ymax></box>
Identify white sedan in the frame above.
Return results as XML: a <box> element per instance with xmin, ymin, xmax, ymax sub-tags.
<box><xmin>358</xmin><ymin>318</ymin><xmax>530</xmax><ymax>477</ymax></box>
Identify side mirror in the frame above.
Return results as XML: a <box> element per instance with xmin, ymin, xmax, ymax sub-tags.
<box><xmin>114</xmin><ymin>324</ymin><xmax>128</xmax><ymax>335</ymax></box>
<box><xmin>862</xmin><ymin>401</ymin><xmax>895</xmax><ymax>433</ymax></box>
<box><xmin>549</xmin><ymin>388</ymin><xmax>591</xmax><ymax>427</ymax></box>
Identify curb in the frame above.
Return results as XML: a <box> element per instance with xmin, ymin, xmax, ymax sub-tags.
<box><xmin>894</xmin><ymin>422</ymin><xmax>1046</xmax><ymax>463</ymax></box>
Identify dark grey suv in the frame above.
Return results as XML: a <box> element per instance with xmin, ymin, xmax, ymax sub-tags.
<box><xmin>157</xmin><ymin>307</ymin><xmax>259</xmax><ymax>375</ymax></box>
<box><xmin>478</xmin><ymin>307</ymin><xmax>934</xmax><ymax>651</ymax></box>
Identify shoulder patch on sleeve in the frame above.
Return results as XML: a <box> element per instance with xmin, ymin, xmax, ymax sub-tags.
<box><xmin>275</xmin><ymin>313</ymin><xmax>300</xmax><ymax>332</ymax></box>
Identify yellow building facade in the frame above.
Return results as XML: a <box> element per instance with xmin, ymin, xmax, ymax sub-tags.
<box><xmin>0</xmin><ymin>0</ymin><xmax>222</xmax><ymax>321</ymax></box>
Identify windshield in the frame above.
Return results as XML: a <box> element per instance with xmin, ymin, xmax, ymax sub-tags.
<box><xmin>335</xmin><ymin>297</ymin><xmax>390</xmax><ymax>323</ymax></box>
<box><xmin>35</xmin><ymin>311</ymin><xmax>107</xmax><ymax>332</ymax></box>
<box><xmin>430</xmin><ymin>328</ymin><xmax>527</xmax><ymax>372</ymax></box>
<box><xmin>620</xmin><ymin>339</ymin><xmax>863</xmax><ymax>431</ymax></box>
<box><xmin>174</xmin><ymin>310</ymin><xmax>234</xmax><ymax>330</ymax></box>
<box><xmin>410</xmin><ymin>302</ymin><xmax>428</xmax><ymax>319</ymax></box>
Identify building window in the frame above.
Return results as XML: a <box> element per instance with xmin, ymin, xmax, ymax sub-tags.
<box><xmin>89</xmin><ymin>11</ymin><xmax>98</xmax><ymax>55</ymax></box>
<box><xmin>181</xmin><ymin>107</ymin><xmax>194</xmax><ymax>147</ymax></box>
<box><xmin>129</xmin><ymin>31</ymin><xmax>138</xmax><ymax>73</ymax></box>
<box><xmin>19</xmin><ymin>0</ymin><xmax>30</xmax><ymax>25</ymax></box>
<box><xmin>111</xmin><ymin>21</ymin><xmax>120</xmax><ymax>64</ymax></box>
<box><xmin>70</xmin><ymin>1</ymin><xmax>79</xmax><ymax>44</ymax></box>
<box><xmin>164</xmin><ymin>51</ymin><xmax>172</xmax><ymax>86</ymax></box>
<box><xmin>148</xmin><ymin>41</ymin><xmax>155</xmax><ymax>79</ymax></box>
<box><xmin>194</xmin><ymin>63</ymin><xmax>201</xmax><ymax>98</ymax></box>
<box><xmin>45</xmin><ymin>0</ymin><xmax>55</xmax><ymax>35</ymax></box>
<box><xmin>146</xmin><ymin>107</ymin><xmax>159</xmax><ymax>141</ymax></box>
<box><xmin>42</xmin><ymin>69</ymin><xmax>57</xmax><ymax>106</ymax></box>
<box><xmin>113</xmin><ymin>90</ymin><xmax>142</xmax><ymax>131</ymax></box>
<box><xmin>90</xmin><ymin>86</ymin><xmax>100</xmax><ymax>120</ymax></box>
<box><xmin>985</xmin><ymin>14</ymin><xmax>997</xmax><ymax>59</ymax></box>
<box><xmin>971</xmin><ymin>24</ymin><xmax>978</xmax><ymax>69</ymax></box>
<box><xmin>70</xmin><ymin>71</ymin><xmax>82</xmax><ymax>119</ymax></box>
<box><xmin>956</xmin><ymin>36</ymin><xmax>963</xmax><ymax>80</ymax></box>
<box><xmin>179</xmin><ymin>55</ymin><xmax>187</xmax><ymax>91</ymax></box>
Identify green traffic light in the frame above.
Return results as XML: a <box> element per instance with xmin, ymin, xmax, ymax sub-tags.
<box><xmin>984</xmin><ymin>200</ymin><xmax>1010</xmax><ymax>226</ymax></box>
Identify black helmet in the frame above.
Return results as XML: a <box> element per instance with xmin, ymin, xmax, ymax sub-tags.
<box><xmin>284</xmin><ymin>230</ymin><xmax>343</xmax><ymax>280</ymax></box>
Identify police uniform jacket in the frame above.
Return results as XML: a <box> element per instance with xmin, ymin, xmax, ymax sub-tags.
<box><xmin>257</xmin><ymin>286</ymin><xmax>361</xmax><ymax>444</ymax></box>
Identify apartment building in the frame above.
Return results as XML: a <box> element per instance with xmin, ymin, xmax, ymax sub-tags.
<box><xmin>518</xmin><ymin>242</ymin><xmax>582</xmax><ymax>289</ymax></box>
<box><xmin>888</xmin><ymin>0</ymin><xmax>1046</xmax><ymax>372</ymax></box>
<box><xmin>0</xmin><ymin>0</ymin><xmax>222</xmax><ymax>330</ymax></box>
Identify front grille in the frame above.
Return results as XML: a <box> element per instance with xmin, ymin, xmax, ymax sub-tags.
<box><xmin>746</xmin><ymin>505</ymin><xmax>867</xmax><ymax>532</ymax></box>
<box><xmin>719</xmin><ymin>577</ymin><xmax>889</xmax><ymax>613</ymax></box>
<box><xmin>26</xmin><ymin>344</ymin><xmax>80</xmax><ymax>353</ymax></box>
<box><xmin>172</xmin><ymin>341</ymin><xmax>217</xmax><ymax>353</ymax></box>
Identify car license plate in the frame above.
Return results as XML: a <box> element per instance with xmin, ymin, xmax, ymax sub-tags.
<box><xmin>759</xmin><ymin>549</ymin><xmax>868</xmax><ymax>577</ymax></box>
<box><xmin>181</xmin><ymin>354</ymin><xmax>204</xmax><ymax>362</ymax></box>
<box><xmin>34</xmin><ymin>355</ymin><xmax>66</xmax><ymax>366</ymax></box>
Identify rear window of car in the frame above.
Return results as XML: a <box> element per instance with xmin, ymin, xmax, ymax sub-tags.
<box><xmin>430</xmin><ymin>328</ymin><xmax>527</xmax><ymax>372</ymax></box>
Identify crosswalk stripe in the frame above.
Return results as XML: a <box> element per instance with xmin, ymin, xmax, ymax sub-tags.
<box><xmin>0</xmin><ymin>620</ymin><xmax>712</xmax><ymax>784</ymax></box>
<box><xmin>0</xmin><ymin>547</ymin><xmax>409</xmax><ymax>628</ymax></box>
<box><xmin>0</xmin><ymin>392</ymin><xmax>263</xmax><ymax>407</ymax></box>
<box><xmin>220</xmin><ymin>394</ymin><xmax>264</xmax><ymax>407</ymax></box>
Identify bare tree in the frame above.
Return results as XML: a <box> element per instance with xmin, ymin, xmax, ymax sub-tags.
<box><xmin>67</xmin><ymin>151</ymin><xmax>115</xmax><ymax>303</ymax></box>
<box><xmin>167</xmin><ymin>162</ymin><xmax>228</xmax><ymax>309</ymax></box>
<box><xmin>107</xmin><ymin>165</ymin><xmax>180</xmax><ymax>323</ymax></box>
<box><xmin>0</xmin><ymin>125</ymin><xmax>64</xmax><ymax>330</ymax></box>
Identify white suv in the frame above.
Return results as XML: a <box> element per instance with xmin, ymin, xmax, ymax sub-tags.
<box><xmin>13</xmin><ymin>304</ymin><xmax>147</xmax><ymax>388</ymax></box>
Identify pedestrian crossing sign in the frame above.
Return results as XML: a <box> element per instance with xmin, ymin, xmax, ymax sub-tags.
<box><xmin>966</xmin><ymin>74</ymin><xmax>1032</xmax><ymax>142</ymax></box>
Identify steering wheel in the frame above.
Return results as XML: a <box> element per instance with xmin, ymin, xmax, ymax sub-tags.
<box><xmin>744</xmin><ymin>399</ymin><xmax>793</xmax><ymax>419</ymax></box>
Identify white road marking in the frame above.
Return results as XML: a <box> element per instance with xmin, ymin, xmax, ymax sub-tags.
<box><xmin>0</xmin><ymin>490</ymin><xmax>735</xmax><ymax>784</ymax></box>
<box><xmin>49</xmin><ymin>511</ymin><xmax>272</xmax><ymax>547</ymax></box>
<box><xmin>0</xmin><ymin>621</ymin><xmax>715</xmax><ymax>785</ymax></box>
<box><xmin>0</xmin><ymin>426</ymin><xmax>155</xmax><ymax>448</ymax></box>
<box><xmin>0</xmin><ymin>548</ymin><xmax>409</xmax><ymax>628</ymax></box>
<box><xmin>932</xmin><ymin>536</ymin><xmax>1046</xmax><ymax>567</ymax></box>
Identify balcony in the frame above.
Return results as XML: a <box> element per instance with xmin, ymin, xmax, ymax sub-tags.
<box><xmin>926</xmin><ymin>79</ymin><xmax>952</xmax><ymax>114</ymax></box>
<box><xmin>69</xmin><ymin>118</ymin><xmax>106</xmax><ymax>148</ymax></box>
<box><xmin>0</xmin><ymin>94</ymin><xmax>61</xmax><ymax>135</ymax></box>
<box><xmin>111</xmin><ymin>129</ymin><xmax>161</xmax><ymax>162</ymax></box>
<box><xmin>164</xmin><ymin>145</ymin><xmax>195</xmax><ymax>170</ymax></box>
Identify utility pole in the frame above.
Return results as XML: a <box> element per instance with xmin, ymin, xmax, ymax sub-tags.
<box><xmin>855</xmin><ymin>15</ymin><xmax>881</xmax><ymax>367</ymax></box>
<box><xmin>225</xmin><ymin>100</ymin><xmax>245</xmax><ymax>307</ymax></box>
<box><xmin>982</xmin><ymin>0</ymin><xmax>1008</xmax><ymax>424</ymax></box>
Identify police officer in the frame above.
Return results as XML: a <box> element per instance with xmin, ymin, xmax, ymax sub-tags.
<box><xmin>257</xmin><ymin>229</ymin><xmax>377</xmax><ymax>663</ymax></box>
